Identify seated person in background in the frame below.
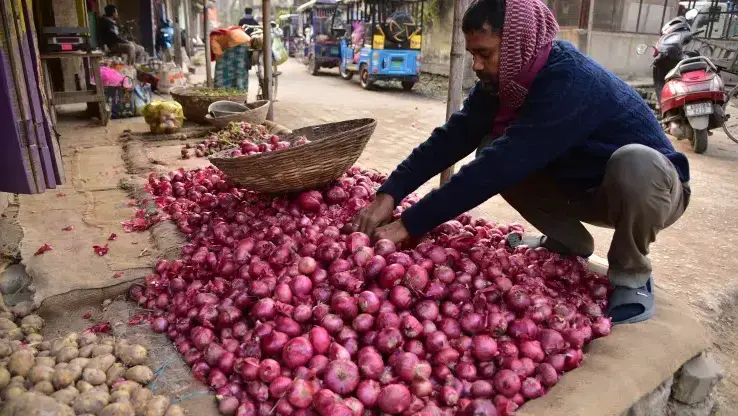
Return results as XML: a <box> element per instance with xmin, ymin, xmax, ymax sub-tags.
<box><xmin>100</xmin><ymin>5</ymin><xmax>145</xmax><ymax>65</ymax></box>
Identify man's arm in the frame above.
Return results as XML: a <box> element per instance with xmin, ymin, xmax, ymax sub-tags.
<box><xmin>399</xmin><ymin>64</ymin><xmax>609</xmax><ymax>236</ymax></box>
<box><xmin>377</xmin><ymin>83</ymin><xmax>497</xmax><ymax>204</ymax></box>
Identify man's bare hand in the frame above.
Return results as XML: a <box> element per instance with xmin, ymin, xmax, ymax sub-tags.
<box><xmin>354</xmin><ymin>193</ymin><xmax>395</xmax><ymax>237</ymax></box>
<box><xmin>374</xmin><ymin>220</ymin><xmax>410</xmax><ymax>244</ymax></box>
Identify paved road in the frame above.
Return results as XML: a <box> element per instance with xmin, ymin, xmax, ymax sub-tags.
<box><xmin>257</xmin><ymin>59</ymin><xmax>738</xmax><ymax>406</ymax></box>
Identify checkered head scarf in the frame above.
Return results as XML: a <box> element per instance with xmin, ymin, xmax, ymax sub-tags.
<box><xmin>498</xmin><ymin>0</ymin><xmax>559</xmax><ymax>109</ymax></box>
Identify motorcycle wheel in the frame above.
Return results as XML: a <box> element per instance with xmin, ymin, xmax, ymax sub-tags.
<box><xmin>308</xmin><ymin>55</ymin><xmax>319</xmax><ymax>76</ymax></box>
<box><xmin>691</xmin><ymin>129</ymin><xmax>709</xmax><ymax>154</ymax></box>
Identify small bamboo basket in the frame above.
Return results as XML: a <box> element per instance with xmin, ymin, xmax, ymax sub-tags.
<box><xmin>211</xmin><ymin>118</ymin><xmax>377</xmax><ymax>193</ymax></box>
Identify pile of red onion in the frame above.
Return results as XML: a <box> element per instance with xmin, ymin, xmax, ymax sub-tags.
<box><xmin>132</xmin><ymin>166</ymin><xmax>612</xmax><ymax>416</ymax></box>
<box><xmin>181</xmin><ymin>122</ymin><xmax>310</xmax><ymax>159</ymax></box>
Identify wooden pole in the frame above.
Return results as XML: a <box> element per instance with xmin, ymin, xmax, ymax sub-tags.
<box><xmin>263</xmin><ymin>0</ymin><xmax>274</xmax><ymax>120</ymax></box>
<box><xmin>183</xmin><ymin>0</ymin><xmax>193</xmax><ymax>58</ymax></box>
<box><xmin>173</xmin><ymin>0</ymin><xmax>183</xmax><ymax>67</ymax></box>
<box><xmin>585</xmin><ymin>0</ymin><xmax>596</xmax><ymax>55</ymax></box>
<box><xmin>204</xmin><ymin>0</ymin><xmax>213</xmax><ymax>86</ymax></box>
<box><xmin>440</xmin><ymin>0</ymin><xmax>469</xmax><ymax>185</ymax></box>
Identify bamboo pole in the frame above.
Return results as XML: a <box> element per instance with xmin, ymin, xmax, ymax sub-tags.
<box><xmin>263</xmin><ymin>0</ymin><xmax>274</xmax><ymax>120</ymax></box>
<box><xmin>440</xmin><ymin>0</ymin><xmax>469</xmax><ymax>185</ymax></box>
<box><xmin>585</xmin><ymin>0</ymin><xmax>596</xmax><ymax>55</ymax></box>
<box><xmin>203</xmin><ymin>0</ymin><xmax>212</xmax><ymax>86</ymax></box>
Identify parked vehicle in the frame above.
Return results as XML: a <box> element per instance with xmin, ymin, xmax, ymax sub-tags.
<box><xmin>296</xmin><ymin>0</ymin><xmax>342</xmax><ymax>75</ymax></box>
<box><xmin>333</xmin><ymin>0</ymin><xmax>424</xmax><ymax>91</ymax></box>
<box><xmin>637</xmin><ymin>10</ymin><xmax>727</xmax><ymax>153</ymax></box>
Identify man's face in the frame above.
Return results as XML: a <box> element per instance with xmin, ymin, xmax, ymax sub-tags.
<box><xmin>465</xmin><ymin>25</ymin><xmax>502</xmax><ymax>89</ymax></box>
<box><xmin>113</xmin><ymin>10</ymin><xmax>119</xmax><ymax>19</ymax></box>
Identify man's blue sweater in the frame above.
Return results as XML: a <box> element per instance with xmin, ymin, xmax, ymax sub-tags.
<box><xmin>378</xmin><ymin>41</ymin><xmax>690</xmax><ymax>237</ymax></box>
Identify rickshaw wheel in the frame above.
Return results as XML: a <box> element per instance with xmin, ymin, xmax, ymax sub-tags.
<box><xmin>401</xmin><ymin>81</ymin><xmax>415</xmax><ymax>91</ymax></box>
<box><xmin>340</xmin><ymin>66</ymin><xmax>354</xmax><ymax>81</ymax></box>
<box><xmin>308</xmin><ymin>55</ymin><xmax>319</xmax><ymax>76</ymax></box>
<box><xmin>360</xmin><ymin>65</ymin><xmax>373</xmax><ymax>90</ymax></box>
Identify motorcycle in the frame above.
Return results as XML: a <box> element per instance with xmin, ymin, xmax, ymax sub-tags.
<box><xmin>636</xmin><ymin>10</ymin><xmax>727</xmax><ymax>154</ymax></box>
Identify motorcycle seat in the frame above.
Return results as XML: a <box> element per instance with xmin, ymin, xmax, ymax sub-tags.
<box><xmin>665</xmin><ymin>57</ymin><xmax>714</xmax><ymax>81</ymax></box>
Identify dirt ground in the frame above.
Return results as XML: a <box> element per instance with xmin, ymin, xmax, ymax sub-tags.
<box><xmin>6</xmin><ymin>58</ymin><xmax>738</xmax><ymax>411</ymax></box>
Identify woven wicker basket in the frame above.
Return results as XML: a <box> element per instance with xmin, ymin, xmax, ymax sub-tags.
<box><xmin>205</xmin><ymin>100</ymin><xmax>270</xmax><ymax>129</ymax></box>
<box><xmin>170</xmin><ymin>87</ymin><xmax>248</xmax><ymax>124</ymax></box>
<box><xmin>211</xmin><ymin>118</ymin><xmax>377</xmax><ymax>193</ymax></box>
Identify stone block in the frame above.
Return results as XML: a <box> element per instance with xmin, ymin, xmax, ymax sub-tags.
<box><xmin>0</xmin><ymin>264</ymin><xmax>31</xmax><ymax>296</ymax></box>
<box><xmin>622</xmin><ymin>376</ymin><xmax>673</xmax><ymax>416</ymax></box>
<box><xmin>672</xmin><ymin>353</ymin><xmax>723</xmax><ymax>405</ymax></box>
<box><xmin>667</xmin><ymin>393</ymin><xmax>717</xmax><ymax>416</ymax></box>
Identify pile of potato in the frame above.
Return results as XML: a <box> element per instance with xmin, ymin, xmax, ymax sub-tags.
<box><xmin>0</xmin><ymin>311</ymin><xmax>184</xmax><ymax>415</ymax></box>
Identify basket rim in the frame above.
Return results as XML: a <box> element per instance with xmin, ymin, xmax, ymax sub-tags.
<box><xmin>209</xmin><ymin>118</ymin><xmax>377</xmax><ymax>163</ymax></box>
<box><xmin>171</xmin><ymin>86</ymin><xmax>248</xmax><ymax>99</ymax></box>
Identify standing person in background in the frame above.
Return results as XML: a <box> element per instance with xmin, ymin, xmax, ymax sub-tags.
<box><xmin>353</xmin><ymin>0</ymin><xmax>691</xmax><ymax>325</ymax></box>
<box><xmin>239</xmin><ymin>8</ymin><xmax>259</xmax><ymax>27</ymax></box>
<box><xmin>99</xmin><ymin>5</ymin><xmax>145</xmax><ymax>65</ymax></box>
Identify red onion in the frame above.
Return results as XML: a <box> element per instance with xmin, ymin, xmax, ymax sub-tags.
<box><xmin>537</xmin><ymin>362</ymin><xmax>558</xmax><ymax>387</ymax></box>
<box><xmin>375</xmin><ymin>328</ymin><xmax>403</xmax><ymax>355</ymax></box>
<box><xmin>470</xmin><ymin>380</ymin><xmax>493</xmax><ymax>398</ymax></box>
<box><xmin>508</xmin><ymin>318</ymin><xmax>538</xmax><ymax>341</ymax></box>
<box><xmin>287</xmin><ymin>379</ymin><xmax>315</xmax><ymax>409</ymax></box>
<box><xmin>562</xmin><ymin>327</ymin><xmax>586</xmax><ymax>349</ymax></box>
<box><xmin>358</xmin><ymin>350</ymin><xmax>384</xmax><ymax>380</ymax></box>
<box><xmin>258</xmin><ymin>359</ymin><xmax>281</xmax><ymax>383</ymax></box>
<box><xmin>379</xmin><ymin>264</ymin><xmax>405</xmax><ymax>289</ymax></box>
<box><xmin>356</xmin><ymin>380</ymin><xmax>381</xmax><ymax>407</ymax></box>
<box><xmin>310</xmin><ymin>327</ymin><xmax>331</xmax><ymax>355</ymax></box>
<box><xmin>377</xmin><ymin>384</ymin><xmax>412</xmax><ymax>414</ymax></box>
<box><xmin>282</xmin><ymin>337</ymin><xmax>313</xmax><ymax>369</ymax></box>
<box><xmin>521</xmin><ymin>377</ymin><xmax>544</xmax><ymax>399</ymax></box>
<box><xmin>323</xmin><ymin>360</ymin><xmax>360</xmax><ymax>394</ymax></box>
<box><xmin>493</xmin><ymin>369</ymin><xmax>521</xmax><ymax>398</ymax></box>
<box><xmin>389</xmin><ymin>286</ymin><xmax>413</xmax><ymax>310</ymax></box>
<box><xmin>592</xmin><ymin>316</ymin><xmax>612</xmax><ymax>338</ymax></box>
<box><xmin>471</xmin><ymin>335</ymin><xmax>498</xmax><ymax>362</ymax></box>
<box><xmin>260</xmin><ymin>331</ymin><xmax>289</xmax><ymax>357</ymax></box>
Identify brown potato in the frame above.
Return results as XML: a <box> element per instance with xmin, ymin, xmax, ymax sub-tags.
<box><xmin>72</xmin><ymin>389</ymin><xmax>110</xmax><ymax>415</ymax></box>
<box><xmin>118</xmin><ymin>344</ymin><xmax>148</xmax><ymax>366</ymax></box>
<box><xmin>79</xmin><ymin>333</ymin><xmax>98</xmax><ymax>347</ymax></box>
<box><xmin>101</xmin><ymin>401</ymin><xmax>136</xmax><ymax>416</ymax></box>
<box><xmin>94</xmin><ymin>383</ymin><xmax>110</xmax><ymax>394</ymax></box>
<box><xmin>113</xmin><ymin>380</ymin><xmax>142</xmax><ymax>395</ymax></box>
<box><xmin>0</xmin><ymin>340</ymin><xmax>14</xmax><ymax>358</ymax></box>
<box><xmin>70</xmin><ymin>357</ymin><xmax>90</xmax><ymax>369</ymax></box>
<box><xmin>79</xmin><ymin>344</ymin><xmax>94</xmax><ymax>358</ymax></box>
<box><xmin>106</xmin><ymin>362</ymin><xmax>126</xmax><ymax>386</ymax></box>
<box><xmin>25</xmin><ymin>333</ymin><xmax>44</xmax><ymax>344</ymax></box>
<box><xmin>51</xmin><ymin>386</ymin><xmax>80</xmax><ymax>405</ymax></box>
<box><xmin>56</xmin><ymin>346</ymin><xmax>80</xmax><ymax>363</ymax></box>
<box><xmin>76</xmin><ymin>380</ymin><xmax>94</xmax><ymax>393</ymax></box>
<box><xmin>83</xmin><ymin>367</ymin><xmax>107</xmax><ymax>385</ymax></box>
<box><xmin>6</xmin><ymin>328</ymin><xmax>24</xmax><ymax>341</ymax></box>
<box><xmin>143</xmin><ymin>395</ymin><xmax>170</xmax><ymax>416</ymax></box>
<box><xmin>3</xmin><ymin>391</ymin><xmax>75</xmax><ymax>416</ymax></box>
<box><xmin>27</xmin><ymin>365</ymin><xmax>54</xmax><ymax>384</ymax></box>
<box><xmin>20</xmin><ymin>314</ymin><xmax>44</xmax><ymax>335</ymax></box>
<box><xmin>52</xmin><ymin>368</ymin><xmax>76</xmax><ymax>389</ymax></box>
<box><xmin>35</xmin><ymin>356</ymin><xmax>55</xmax><ymax>368</ymax></box>
<box><xmin>110</xmin><ymin>390</ymin><xmax>131</xmax><ymax>403</ymax></box>
<box><xmin>32</xmin><ymin>380</ymin><xmax>55</xmax><ymax>395</ymax></box>
<box><xmin>8</xmin><ymin>349</ymin><xmax>34</xmax><ymax>377</ymax></box>
<box><xmin>55</xmin><ymin>362</ymin><xmax>69</xmax><ymax>371</ymax></box>
<box><xmin>86</xmin><ymin>354</ymin><xmax>116</xmax><ymax>373</ymax></box>
<box><xmin>124</xmin><ymin>366</ymin><xmax>154</xmax><ymax>384</ymax></box>
<box><xmin>0</xmin><ymin>317</ymin><xmax>17</xmax><ymax>331</ymax></box>
<box><xmin>163</xmin><ymin>404</ymin><xmax>185</xmax><ymax>416</ymax></box>
<box><xmin>37</xmin><ymin>341</ymin><xmax>51</xmax><ymax>351</ymax></box>
<box><xmin>3</xmin><ymin>385</ymin><xmax>26</xmax><ymax>401</ymax></box>
<box><xmin>93</xmin><ymin>344</ymin><xmax>115</xmax><ymax>357</ymax></box>
<box><xmin>0</xmin><ymin>366</ymin><xmax>10</xmax><ymax>389</ymax></box>
<box><xmin>36</xmin><ymin>350</ymin><xmax>50</xmax><ymax>357</ymax></box>
<box><xmin>130</xmin><ymin>387</ymin><xmax>153</xmax><ymax>415</ymax></box>
<box><xmin>66</xmin><ymin>364</ymin><xmax>84</xmax><ymax>381</ymax></box>
<box><xmin>114</xmin><ymin>340</ymin><xmax>130</xmax><ymax>357</ymax></box>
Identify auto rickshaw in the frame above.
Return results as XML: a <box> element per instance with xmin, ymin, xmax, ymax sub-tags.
<box><xmin>334</xmin><ymin>0</ymin><xmax>424</xmax><ymax>90</ymax></box>
<box><xmin>296</xmin><ymin>0</ymin><xmax>342</xmax><ymax>75</ymax></box>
